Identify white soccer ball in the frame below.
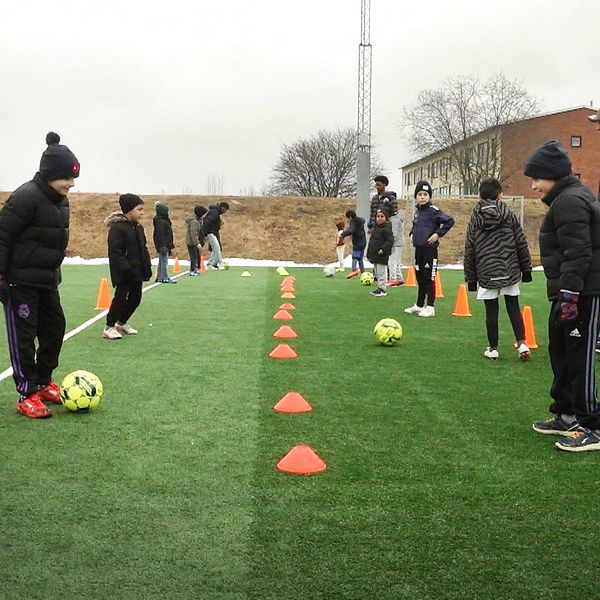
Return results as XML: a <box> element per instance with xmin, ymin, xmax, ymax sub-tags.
<box><xmin>323</xmin><ymin>265</ymin><xmax>336</xmax><ymax>278</ymax></box>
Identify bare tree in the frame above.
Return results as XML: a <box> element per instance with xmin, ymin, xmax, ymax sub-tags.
<box><xmin>205</xmin><ymin>174</ymin><xmax>224</xmax><ymax>195</ymax></box>
<box><xmin>400</xmin><ymin>73</ymin><xmax>540</xmax><ymax>194</ymax></box>
<box><xmin>268</xmin><ymin>128</ymin><xmax>383</xmax><ymax>197</ymax></box>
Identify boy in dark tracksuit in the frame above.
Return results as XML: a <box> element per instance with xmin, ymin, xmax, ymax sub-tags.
<box><xmin>340</xmin><ymin>209</ymin><xmax>367</xmax><ymax>277</ymax></box>
<box><xmin>103</xmin><ymin>194</ymin><xmax>152</xmax><ymax>340</ymax></box>
<box><xmin>0</xmin><ymin>132</ymin><xmax>79</xmax><ymax>418</ymax></box>
<box><xmin>405</xmin><ymin>181</ymin><xmax>454</xmax><ymax>317</ymax></box>
<box><xmin>366</xmin><ymin>209</ymin><xmax>394</xmax><ymax>297</ymax></box>
<box><xmin>153</xmin><ymin>202</ymin><xmax>176</xmax><ymax>283</ymax></box>
<box><xmin>527</xmin><ymin>140</ymin><xmax>600</xmax><ymax>452</ymax></box>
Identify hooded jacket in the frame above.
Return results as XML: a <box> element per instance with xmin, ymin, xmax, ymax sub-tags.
<box><xmin>201</xmin><ymin>204</ymin><xmax>225</xmax><ymax>236</ymax></box>
<box><xmin>0</xmin><ymin>173</ymin><xmax>69</xmax><ymax>289</ymax></box>
<box><xmin>538</xmin><ymin>175</ymin><xmax>600</xmax><ymax>299</ymax></box>
<box><xmin>152</xmin><ymin>203</ymin><xmax>174</xmax><ymax>254</ymax></box>
<box><xmin>367</xmin><ymin>221</ymin><xmax>394</xmax><ymax>265</ymax></box>
<box><xmin>464</xmin><ymin>199</ymin><xmax>531</xmax><ymax>289</ymax></box>
<box><xmin>340</xmin><ymin>216</ymin><xmax>367</xmax><ymax>251</ymax></box>
<box><xmin>105</xmin><ymin>212</ymin><xmax>152</xmax><ymax>286</ymax></box>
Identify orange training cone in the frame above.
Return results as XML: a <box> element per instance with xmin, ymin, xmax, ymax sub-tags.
<box><xmin>282</xmin><ymin>276</ymin><xmax>296</xmax><ymax>285</ymax></box>
<box><xmin>279</xmin><ymin>302</ymin><xmax>295</xmax><ymax>310</ymax></box>
<box><xmin>273</xmin><ymin>309</ymin><xmax>293</xmax><ymax>321</ymax></box>
<box><xmin>199</xmin><ymin>255</ymin><xmax>205</xmax><ymax>273</ymax></box>
<box><xmin>435</xmin><ymin>272</ymin><xmax>444</xmax><ymax>298</ymax></box>
<box><xmin>280</xmin><ymin>284</ymin><xmax>295</xmax><ymax>293</ymax></box>
<box><xmin>522</xmin><ymin>305</ymin><xmax>539</xmax><ymax>349</ymax></box>
<box><xmin>269</xmin><ymin>344</ymin><xmax>298</xmax><ymax>359</ymax></box>
<box><xmin>277</xmin><ymin>445</ymin><xmax>326</xmax><ymax>474</ymax></box>
<box><xmin>274</xmin><ymin>392</ymin><xmax>312</xmax><ymax>413</ymax></box>
<box><xmin>173</xmin><ymin>256</ymin><xmax>181</xmax><ymax>274</ymax></box>
<box><xmin>281</xmin><ymin>292</ymin><xmax>296</xmax><ymax>299</ymax></box>
<box><xmin>274</xmin><ymin>325</ymin><xmax>297</xmax><ymax>339</ymax></box>
<box><xmin>452</xmin><ymin>284</ymin><xmax>472</xmax><ymax>317</ymax></box>
<box><xmin>405</xmin><ymin>265</ymin><xmax>417</xmax><ymax>287</ymax></box>
<box><xmin>95</xmin><ymin>278</ymin><xmax>111</xmax><ymax>310</ymax></box>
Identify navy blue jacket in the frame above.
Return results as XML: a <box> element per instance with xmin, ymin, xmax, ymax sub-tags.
<box><xmin>340</xmin><ymin>216</ymin><xmax>366</xmax><ymax>251</ymax></box>
<box><xmin>410</xmin><ymin>202</ymin><xmax>454</xmax><ymax>248</ymax></box>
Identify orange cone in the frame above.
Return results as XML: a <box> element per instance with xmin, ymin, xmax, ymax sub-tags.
<box><xmin>273</xmin><ymin>392</ymin><xmax>312</xmax><ymax>413</ymax></box>
<box><xmin>276</xmin><ymin>445</ymin><xmax>326</xmax><ymax>474</ymax></box>
<box><xmin>435</xmin><ymin>272</ymin><xmax>444</xmax><ymax>298</ymax></box>
<box><xmin>280</xmin><ymin>284</ymin><xmax>295</xmax><ymax>294</ymax></box>
<box><xmin>273</xmin><ymin>309</ymin><xmax>293</xmax><ymax>321</ymax></box>
<box><xmin>405</xmin><ymin>265</ymin><xmax>417</xmax><ymax>287</ymax></box>
<box><xmin>199</xmin><ymin>255</ymin><xmax>205</xmax><ymax>273</ymax></box>
<box><xmin>173</xmin><ymin>256</ymin><xmax>181</xmax><ymax>274</ymax></box>
<box><xmin>269</xmin><ymin>344</ymin><xmax>297</xmax><ymax>359</ymax></box>
<box><xmin>281</xmin><ymin>292</ymin><xmax>296</xmax><ymax>299</ymax></box>
<box><xmin>522</xmin><ymin>305</ymin><xmax>539</xmax><ymax>349</ymax></box>
<box><xmin>95</xmin><ymin>277</ymin><xmax>111</xmax><ymax>310</ymax></box>
<box><xmin>274</xmin><ymin>325</ymin><xmax>297</xmax><ymax>338</ymax></box>
<box><xmin>452</xmin><ymin>284</ymin><xmax>472</xmax><ymax>317</ymax></box>
<box><xmin>279</xmin><ymin>302</ymin><xmax>295</xmax><ymax>310</ymax></box>
<box><xmin>282</xmin><ymin>276</ymin><xmax>295</xmax><ymax>285</ymax></box>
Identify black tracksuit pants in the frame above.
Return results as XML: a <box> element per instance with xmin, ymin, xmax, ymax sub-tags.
<box><xmin>415</xmin><ymin>246</ymin><xmax>438</xmax><ymax>307</ymax></box>
<box><xmin>547</xmin><ymin>295</ymin><xmax>600</xmax><ymax>429</ymax></box>
<box><xmin>2</xmin><ymin>285</ymin><xmax>65</xmax><ymax>397</ymax></box>
<box><xmin>106</xmin><ymin>281</ymin><xmax>143</xmax><ymax>328</ymax></box>
<box><xmin>187</xmin><ymin>245</ymin><xmax>199</xmax><ymax>272</ymax></box>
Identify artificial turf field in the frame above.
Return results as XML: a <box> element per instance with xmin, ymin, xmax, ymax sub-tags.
<box><xmin>1</xmin><ymin>264</ymin><xmax>599</xmax><ymax>599</ymax></box>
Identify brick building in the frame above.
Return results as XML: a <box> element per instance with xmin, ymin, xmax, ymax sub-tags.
<box><xmin>402</xmin><ymin>106</ymin><xmax>600</xmax><ymax>198</ymax></box>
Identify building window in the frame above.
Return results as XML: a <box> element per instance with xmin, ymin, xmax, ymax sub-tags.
<box><xmin>571</xmin><ymin>136</ymin><xmax>582</xmax><ymax>147</ymax></box>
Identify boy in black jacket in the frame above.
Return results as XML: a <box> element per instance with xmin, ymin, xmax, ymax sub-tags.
<box><xmin>527</xmin><ymin>140</ymin><xmax>600</xmax><ymax>452</ymax></box>
<box><xmin>366</xmin><ymin>209</ymin><xmax>394</xmax><ymax>297</ymax></box>
<box><xmin>0</xmin><ymin>132</ymin><xmax>79</xmax><ymax>418</ymax></box>
<box><xmin>340</xmin><ymin>209</ymin><xmax>367</xmax><ymax>277</ymax></box>
<box><xmin>153</xmin><ymin>202</ymin><xmax>176</xmax><ymax>283</ymax></box>
<box><xmin>404</xmin><ymin>181</ymin><xmax>454</xmax><ymax>318</ymax></box>
<box><xmin>103</xmin><ymin>194</ymin><xmax>152</xmax><ymax>340</ymax></box>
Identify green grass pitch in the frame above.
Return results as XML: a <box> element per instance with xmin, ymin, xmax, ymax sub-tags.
<box><xmin>0</xmin><ymin>265</ymin><xmax>598</xmax><ymax>599</ymax></box>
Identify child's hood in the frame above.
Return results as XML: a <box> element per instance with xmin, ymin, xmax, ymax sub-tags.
<box><xmin>184</xmin><ymin>214</ymin><xmax>196</xmax><ymax>224</ymax></box>
<box><xmin>104</xmin><ymin>211</ymin><xmax>128</xmax><ymax>227</ymax></box>
<box><xmin>475</xmin><ymin>199</ymin><xmax>509</xmax><ymax>230</ymax></box>
<box><xmin>155</xmin><ymin>202</ymin><xmax>169</xmax><ymax>217</ymax></box>
<box><xmin>335</xmin><ymin>220</ymin><xmax>345</xmax><ymax>230</ymax></box>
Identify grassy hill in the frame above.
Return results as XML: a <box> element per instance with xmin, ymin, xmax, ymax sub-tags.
<box><xmin>0</xmin><ymin>192</ymin><xmax>548</xmax><ymax>265</ymax></box>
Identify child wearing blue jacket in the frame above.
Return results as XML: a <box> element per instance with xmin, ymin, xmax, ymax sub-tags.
<box><xmin>404</xmin><ymin>181</ymin><xmax>454</xmax><ymax>317</ymax></box>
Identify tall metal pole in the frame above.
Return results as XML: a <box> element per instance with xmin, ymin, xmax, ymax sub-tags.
<box><xmin>356</xmin><ymin>0</ymin><xmax>372</xmax><ymax>221</ymax></box>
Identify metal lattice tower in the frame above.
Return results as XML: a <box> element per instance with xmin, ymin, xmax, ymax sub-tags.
<box><xmin>356</xmin><ymin>0</ymin><xmax>372</xmax><ymax>220</ymax></box>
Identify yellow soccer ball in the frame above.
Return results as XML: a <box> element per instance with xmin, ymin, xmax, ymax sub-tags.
<box><xmin>373</xmin><ymin>318</ymin><xmax>403</xmax><ymax>346</ymax></box>
<box><xmin>60</xmin><ymin>370</ymin><xmax>104</xmax><ymax>412</ymax></box>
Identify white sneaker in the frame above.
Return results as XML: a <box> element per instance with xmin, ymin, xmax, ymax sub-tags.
<box><xmin>418</xmin><ymin>306</ymin><xmax>435</xmax><ymax>318</ymax></box>
<box><xmin>116</xmin><ymin>322</ymin><xmax>138</xmax><ymax>335</ymax></box>
<box><xmin>404</xmin><ymin>304</ymin><xmax>423</xmax><ymax>315</ymax></box>
<box><xmin>484</xmin><ymin>347</ymin><xmax>499</xmax><ymax>360</ymax></box>
<box><xmin>102</xmin><ymin>326</ymin><xmax>122</xmax><ymax>340</ymax></box>
<box><xmin>515</xmin><ymin>342</ymin><xmax>530</xmax><ymax>361</ymax></box>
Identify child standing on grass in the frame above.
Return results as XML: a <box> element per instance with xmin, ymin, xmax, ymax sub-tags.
<box><xmin>153</xmin><ymin>202</ymin><xmax>176</xmax><ymax>283</ymax></box>
<box><xmin>366</xmin><ymin>208</ymin><xmax>394</xmax><ymax>297</ymax></box>
<box><xmin>335</xmin><ymin>219</ymin><xmax>346</xmax><ymax>271</ymax></box>
<box><xmin>0</xmin><ymin>132</ymin><xmax>79</xmax><ymax>418</ymax></box>
<box><xmin>340</xmin><ymin>210</ymin><xmax>367</xmax><ymax>278</ymax></box>
<box><xmin>464</xmin><ymin>178</ymin><xmax>532</xmax><ymax>360</ymax></box>
<box><xmin>103</xmin><ymin>194</ymin><xmax>152</xmax><ymax>340</ymax></box>
<box><xmin>185</xmin><ymin>205</ymin><xmax>207</xmax><ymax>276</ymax></box>
<box><xmin>404</xmin><ymin>181</ymin><xmax>454</xmax><ymax>318</ymax></box>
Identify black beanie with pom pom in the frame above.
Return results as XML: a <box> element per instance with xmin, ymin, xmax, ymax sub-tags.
<box><xmin>39</xmin><ymin>132</ymin><xmax>80</xmax><ymax>181</ymax></box>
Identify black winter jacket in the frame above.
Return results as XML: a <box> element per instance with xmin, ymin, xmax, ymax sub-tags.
<box><xmin>201</xmin><ymin>205</ymin><xmax>224</xmax><ymax>236</ymax></box>
<box><xmin>368</xmin><ymin>192</ymin><xmax>397</xmax><ymax>229</ymax></box>
<box><xmin>464</xmin><ymin>199</ymin><xmax>531</xmax><ymax>289</ymax></box>
<box><xmin>340</xmin><ymin>216</ymin><xmax>366</xmax><ymax>251</ymax></box>
<box><xmin>105</xmin><ymin>212</ymin><xmax>152</xmax><ymax>286</ymax></box>
<box><xmin>153</xmin><ymin>214</ymin><xmax>174</xmax><ymax>254</ymax></box>
<box><xmin>538</xmin><ymin>175</ymin><xmax>600</xmax><ymax>299</ymax></box>
<box><xmin>0</xmin><ymin>173</ymin><xmax>69</xmax><ymax>289</ymax></box>
<box><xmin>410</xmin><ymin>202</ymin><xmax>454</xmax><ymax>248</ymax></box>
<box><xmin>367</xmin><ymin>221</ymin><xmax>394</xmax><ymax>265</ymax></box>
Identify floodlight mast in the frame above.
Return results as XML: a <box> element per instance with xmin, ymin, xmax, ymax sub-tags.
<box><xmin>356</xmin><ymin>0</ymin><xmax>372</xmax><ymax>221</ymax></box>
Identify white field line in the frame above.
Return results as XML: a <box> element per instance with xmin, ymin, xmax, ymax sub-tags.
<box><xmin>0</xmin><ymin>272</ymin><xmax>186</xmax><ymax>384</ymax></box>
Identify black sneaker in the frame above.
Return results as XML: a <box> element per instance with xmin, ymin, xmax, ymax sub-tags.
<box><xmin>532</xmin><ymin>415</ymin><xmax>579</xmax><ymax>435</ymax></box>
<box><xmin>369</xmin><ymin>288</ymin><xmax>387</xmax><ymax>297</ymax></box>
<box><xmin>555</xmin><ymin>427</ymin><xmax>600</xmax><ymax>452</ymax></box>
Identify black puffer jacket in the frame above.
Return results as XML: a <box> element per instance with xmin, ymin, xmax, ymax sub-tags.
<box><xmin>105</xmin><ymin>212</ymin><xmax>152</xmax><ymax>286</ymax></box>
<box><xmin>152</xmin><ymin>203</ymin><xmax>174</xmax><ymax>254</ymax></box>
<box><xmin>201</xmin><ymin>204</ymin><xmax>224</xmax><ymax>236</ymax></box>
<box><xmin>539</xmin><ymin>175</ymin><xmax>600</xmax><ymax>299</ymax></box>
<box><xmin>0</xmin><ymin>173</ymin><xmax>69</xmax><ymax>289</ymax></box>
<box><xmin>464</xmin><ymin>199</ymin><xmax>531</xmax><ymax>289</ymax></box>
<box><xmin>366</xmin><ymin>221</ymin><xmax>394</xmax><ymax>265</ymax></box>
<box><xmin>368</xmin><ymin>192</ymin><xmax>397</xmax><ymax>229</ymax></box>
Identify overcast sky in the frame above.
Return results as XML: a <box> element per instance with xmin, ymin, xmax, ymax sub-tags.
<box><xmin>0</xmin><ymin>0</ymin><xmax>598</xmax><ymax>196</ymax></box>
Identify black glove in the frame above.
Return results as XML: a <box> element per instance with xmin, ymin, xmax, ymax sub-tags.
<box><xmin>467</xmin><ymin>281</ymin><xmax>477</xmax><ymax>292</ymax></box>
<box><xmin>557</xmin><ymin>289</ymin><xmax>579</xmax><ymax>322</ymax></box>
<box><xmin>521</xmin><ymin>271</ymin><xmax>532</xmax><ymax>283</ymax></box>
<box><xmin>0</xmin><ymin>275</ymin><xmax>9</xmax><ymax>304</ymax></box>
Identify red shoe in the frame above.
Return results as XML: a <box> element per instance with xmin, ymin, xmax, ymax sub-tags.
<box><xmin>37</xmin><ymin>381</ymin><xmax>62</xmax><ymax>404</ymax></box>
<box><xmin>346</xmin><ymin>270</ymin><xmax>359</xmax><ymax>279</ymax></box>
<box><xmin>16</xmin><ymin>392</ymin><xmax>53</xmax><ymax>418</ymax></box>
<box><xmin>387</xmin><ymin>280</ymin><xmax>405</xmax><ymax>287</ymax></box>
